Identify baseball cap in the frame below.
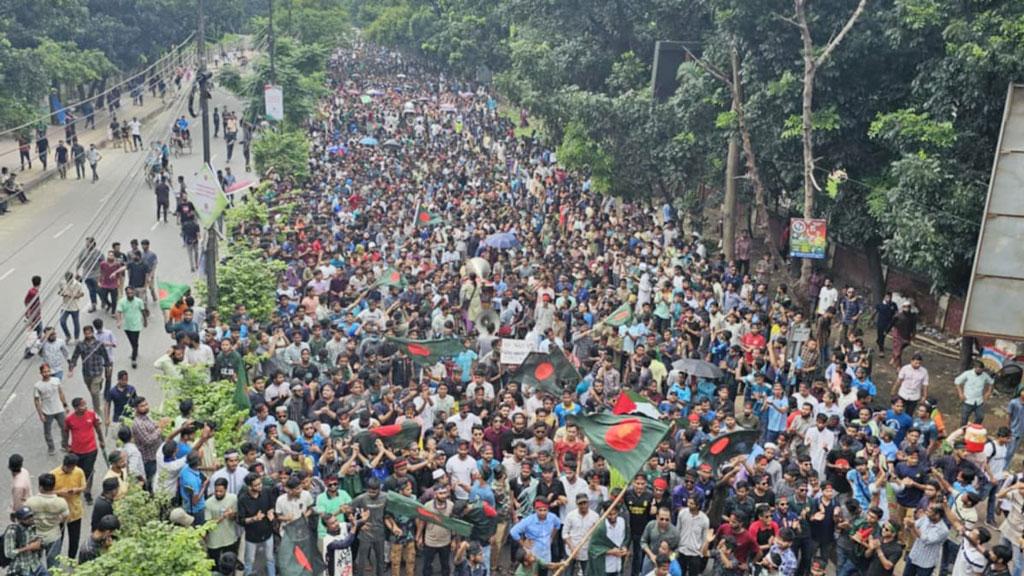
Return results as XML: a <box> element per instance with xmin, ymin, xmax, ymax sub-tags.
<box><xmin>14</xmin><ymin>506</ymin><xmax>32</xmax><ymax>520</ymax></box>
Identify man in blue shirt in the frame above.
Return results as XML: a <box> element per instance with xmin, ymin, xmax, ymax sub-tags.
<box><xmin>885</xmin><ymin>397</ymin><xmax>913</xmax><ymax>445</ymax></box>
<box><xmin>455</xmin><ymin>343</ymin><xmax>477</xmax><ymax>386</ymax></box>
<box><xmin>179</xmin><ymin>452</ymin><xmax>208</xmax><ymax>524</ymax></box>
<box><xmin>510</xmin><ymin>499</ymin><xmax>562</xmax><ymax>563</ymax></box>
<box><xmin>553</xmin><ymin>390</ymin><xmax>580</xmax><ymax>427</ymax></box>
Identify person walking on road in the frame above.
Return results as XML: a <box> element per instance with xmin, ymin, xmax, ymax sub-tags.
<box><xmin>63</xmin><ymin>397</ymin><xmax>106</xmax><ymax>506</ymax></box>
<box><xmin>23</xmin><ymin>275</ymin><xmax>42</xmax><ymax>359</ymax></box>
<box><xmin>125</xmin><ymin>251</ymin><xmax>150</xmax><ymax>307</ymax></box>
<box><xmin>71</xmin><ymin>139</ymin><xmax>86</xmax><ymax>179</ymax></box>
<box><xmin>155</xmin><ymin>176</ymin><xmax>171</xmax><ymax>222</ymax></box>
<box><xmin>130</xmin><ymin>117</ymin><xmax>142</xmax><ymax>151</ymax></box>
<box><xmin>39</xmin><ymin>327</ymin><xmax>70</xmax><ymax>380</ymax></box>
<box><xmin>91</xmin><ymin>318</ymin><xmax>117</xmax><ymax>392</ymax></box>
<box><xmin>36</xmin><ymin>131</ymin><xmax>49</xmax><ymax>171</ymax></box>
<box><xmin>76</xmin><ymin>237</ymin><xmax>102</xmax><ymax>313</ymax></box>
<box><xmin>86</xmin><ymin>144</ymin><xmax>101</xmax><ymax>182</ymax></box>
<box><xmin>58</xmin><ymin>271</ymin><xmax>85</xmax><ymax>341</ymax></box>
<box><xmin>24</xmin><ymin>472</ymin><xmax>69</xmax><ymax>569</ymax></box>
<box><xmin>68</xmin><ymin>325</ymin><xmax>112</xmax><ymax>413</ymax></box>
<box><xmin>97</xmin><ymin>250</ymin><xmax>124</xmax><ymax>314</ymax></box>
<box><xmin>212</xmin><ymin>107</ymin><xmax>220</xmax><ymax>137</ymax></box>
<box><xmin>4</xmin><ymin>506</ymin><xmax>47</xmax><ymax>576</ymax></box>
<box><xmin>141</xmin><ymin>239</ymin><xmax>159</xmax><ymax>302</ymax></box>
<box><xmin>54</xmin><ymin>139</ymin><xmax>69</xmax><ymax>179</ymax></box>
<box><xmin>33</xmin><ymin>363</ymin><xmax>69</xmax><ymax>456</ymax></box>
<box><xmin>183</xmin><ymin>215</ymin><xmax>201</xmax><ymax>272</ymax></box>
<box><xmin>51</xmin><ymin>454</ymin><xmax>86</xmax><ymax>560</ymax></box>
<box><xmin>116</xmin><ymin>286</ymin><xmax>147</xmax><ymax>369</ymax></box>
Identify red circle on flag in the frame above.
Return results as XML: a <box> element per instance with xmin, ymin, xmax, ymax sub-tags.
<box><xmin>390</xmin><ymin>271</ymin><xmax>401</xmax><ymax>282</ymax></box>
<box><xmin>418</xmin><ymin>212</ymin><xmax>430</xmax><ymax>222</ymax></box>
<box><xmin>604</xmin><ymin>418</ymin><xmax>642</xmax><ymax>451</ymax></box>
<box><xmin>375</xmin><ymin>423</ymin><xmax>402</xmax><ymax>437</ymax></box>
<box><xmin>534</xmin><ymin>361</ymin><xmax>555</xmax><ymax>381</ymax></box>
<box><xmin>709</xmin><ymin>436</ymin><xmax>730</xmax><ymax>455</ymax></box>
<box><xmin>407</xmin><ymin>343</ymin><xmax>430</xmax><ymax>356</ymax></box>
<box><xmin>611</xmin><ymin>310</ymin><xmax>629</xmax><ymax>322</ymax></box>
<box><xmin>158</xmin><ymin>289</ymin><xmax>168</xmax><ymax>299</ymax></box>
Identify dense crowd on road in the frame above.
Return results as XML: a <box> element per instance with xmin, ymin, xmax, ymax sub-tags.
<box><xmin>5</xmin><ymin>43</ymin><xmax>1024</xmax><ymax>576</ymax></box>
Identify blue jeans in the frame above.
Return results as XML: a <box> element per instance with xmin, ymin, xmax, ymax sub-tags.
<box><xmin>903</xmin><ymin>561</ymin><xmax>936</xmax><ymax>576</ymax></box>
<box><xmin>84</xmin><ymin>278</ymin><xmax>99</xmax><ymax>307</ymax></box>
<box><xmin>44</xmin><ymin>535</ymin><xmax>63</xmax><ymax>567</ymax></box>
<box><xmin>243</xmin><ymin>537</ymin><xmax>275</xmax><ymax>576</ymax></box>
<box><xmin>59</xmin><ymin>310</ymin><xmax>80</xmax><ymax>341</ymax></box>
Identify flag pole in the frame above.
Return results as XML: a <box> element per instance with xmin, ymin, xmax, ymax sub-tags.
<box><xmin>549</xmin><ymin>480</ymin><xmax>629</xmax><ymax>576</ymax></box>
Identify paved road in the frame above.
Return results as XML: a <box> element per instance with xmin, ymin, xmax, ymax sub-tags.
<box><xmin>0</xmin><ymin>82</ymin><xmax>254</xmax><ymax>527</ymax></box>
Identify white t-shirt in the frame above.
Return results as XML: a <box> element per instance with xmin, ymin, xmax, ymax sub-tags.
<box><xmin>33</xmin><ymin>378</ymin><xmax>65</xmax><ymax>415</ymax></box>
<box><xmin>445</xmin><ymin>455</ymin><xmax>478</xmax><ymax>499</ymax></box>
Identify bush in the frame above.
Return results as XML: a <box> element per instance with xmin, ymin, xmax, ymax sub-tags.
<box><xmin>252</xmin><ymin>127</ymin><xmax>310</xmax><ymax>181</ymax></box>
<box><xmin>215</xmin><ymin>248</ymin><xmax>286</xmax><ymax>322</ymax></box>
<box><xmin>52</xmin><ymin>521</ymin><xmax>213</xmax><ymax>576</ymax></box>
<box><xmin>157</xmin><ymin>365</ymin><xmax>250</xmax><ymax>455</ymax></box>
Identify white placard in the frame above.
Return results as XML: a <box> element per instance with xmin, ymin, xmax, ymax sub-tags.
<box><xmin>500</xmin><ymin>338</ymin><xmax>537</xmax><ymax>365</ymax></box>
<box><xmin>264</xmin><ymin>84</ymin><xmax>284</xmax><ymax>121</ymax></box>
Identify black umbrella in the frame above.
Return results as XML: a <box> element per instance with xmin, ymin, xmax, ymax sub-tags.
<box><xmin>671</xmin><ymin>358</ymin><xmax>724</xmax><ymax>379</ymax></box>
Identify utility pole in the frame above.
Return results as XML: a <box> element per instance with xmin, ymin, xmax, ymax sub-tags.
<box><xmin>268</xmin><ymin>0</ymin><xmax>276</xmax><ymax>82</ymax></box>
<box><xmin>198</xmin><ymin>0</ymin><xmax>218</xmax><ymax>310</ymax></box>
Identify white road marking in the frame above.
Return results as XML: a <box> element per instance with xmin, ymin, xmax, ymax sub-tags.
<box><xmin>53</xmin><ymin>223</ymin><xmax>73</xmax><ymax>238</ymax></box>
<box><xmin>0</xmin><ymin>268</ymin><xmax>14</xmax><ymax>281</ymax></box>
<box><xmin>0</xmin><ymin>394</ymin><xmax>16</xmax><ymax>415</ymax></box>
<box><xmin>150</xmin><ymin>221</ymin><xmax>160</xmax><ymax>230</ymax></box>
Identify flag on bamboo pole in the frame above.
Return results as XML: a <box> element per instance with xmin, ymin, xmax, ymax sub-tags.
<box><xmin>157</xmin><ymin>281</ymin><xmax>190</xmax><ymax>310</ymax></box>
<box><xmin>511</xmin><ymin>347</ymin><xmax>580</xmax><ymax>397</ymax></box>
<box><xmin>277</xmin><ymin>514</ymin><xmax>326</xmax><ymax>576</ymax></box>
<box><xmin>611</xmin><ymin>389</ymin><xmax>661</xmax><ymax>420</ymax></box>
<box><xmin>385</xmin><ymin>491</ymin><xmax>473</xmax><ymax>538</ymax></box>
<box><xmin>353</xmin><ymin>420</ymin><xmax>422</xmax><ymax>455</ymax></box>
<box><xmin>415</xmin><ymin>207</ymin><xmax>443</xmax><ymax>226</ymax></box>
<box><xmin>600</xmin><ymin>303</ymin><xmax>633</xmax><ymax>327</ymax></box>
<box><xmin>386</xmin><ymin>336</ymin><xmax>466</xmax><ymax>365</ymax></box>
<box><xmin>569</xmin><ymin>413</ymin><xmax>670</xmax><ymax>481</ymax></box>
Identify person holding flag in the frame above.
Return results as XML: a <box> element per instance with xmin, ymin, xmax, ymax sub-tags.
<box><xmin>510</xmin><ymin>498</ymin><xmax>563</xmax><ymax>575</ymax></box>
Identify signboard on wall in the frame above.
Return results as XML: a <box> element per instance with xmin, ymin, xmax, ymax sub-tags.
<box><xmin>264</xmin><ymin>84</ymin><xmax>284</xmax><ymax>121</ymax></box>
<box><xmin>789</xmin><ymin>218</ymin><xmax>827</xmax><ymax>259</ymax></box>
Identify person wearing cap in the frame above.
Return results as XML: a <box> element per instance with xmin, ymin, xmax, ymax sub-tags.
<box><xmin>562</xmin><ymin>493</ymin><xmax>598</xmax><ymax>574</ymax></box>
<box><xmin>419</xmin><ymin>484</ymin><xmax>455</xmax><ymax>576</ymax></box>
<box><xmin>77</xmin><ymin>513</ymin><xmax>118</xmax><ymax>564</ymax></box>
<box><xmin>510</xmin><ymin>496</ymin><xmax>562</xmax><ymax>566</ymax></box>
<box><xmin>4</xmin><ymin>506</ymin><xmax>46</xmax><ymax>576</ymax></box>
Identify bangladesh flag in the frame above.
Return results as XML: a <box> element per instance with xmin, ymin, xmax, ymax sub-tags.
<box><xmin>459</xmin><ymin>499</ymin><xmax>499</xmax><ymax>542</ymax></box>
<box><xmin>385</xmin><ymin>491</ymin><xmax>473</xmax><ymax>538</ymax></box>
<box><xmin>698</xmin><ymin>429</ymin><xmax>762</xmax><ymax>470</ymax></box>
<box><xmin>158</xmin><ymin>281</ymin><xmax>190</xmax><ymax>310</ymax></box>
<box><xmin>375</xmin><ymin>267</ymin><xmax>407</xmax><ymax>289</ymax></box>
<box><xmin>600</xmin><ymin>302</ymin><xmax>633</xmax><ymax>327</ymax></box>
<box><xmin>569</xmin><ymin>413</ymin><xmax>670</xmax><ymax>481</ymax></box>
<box><xmin>511</xmin><ymin>347</ymin><xmax>580</xmax><ymax>397</ymax></box>
<box><xmin>277</xmin><ymin>514</ymin><xmax>325</xmax><ymax>576</ymax></box>
<box><xmin>416</xmin><ymin>208</ymin><xmax>443</xmax><ymax>226</ymax></box>
<box><xmin>353</xmin><ymin>420</ymin><xmax>422</xmax><ymax>455</ymax></box>
<box><xmin>386</xmin><ymin>337</ymin><xmax>466</xmax><ymax>365</ymax></box>
<box><xmin>585</xmin><ymin>518</ymin><xmax>622</xmax><ymax>576</ymax></box>
<box><xmin>612</xmin><ymin>390</ymin><xmax>661</xmax><ymax>420</ymax></box>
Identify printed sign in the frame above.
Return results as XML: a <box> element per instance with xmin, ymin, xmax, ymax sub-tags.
<box><xmin>500</xmin><ymin>339</ymin><xmax>537</xmax><ymax>365</ymax></box>
<box><xmin>191</xmin><ymin>163</ymin><xmax>229</xmax><ymax>229</ymax></box>
<box><xmin>264</xmin><ymin>84</ymin><xmax>284</xmax><ymax>121</ymax></box>
<box><xmin>789</xmin><ymin>218</ymin><xmax>827</xmax><ymax>259</ymax></box>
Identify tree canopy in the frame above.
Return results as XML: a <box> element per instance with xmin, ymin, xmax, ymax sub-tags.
<box><xmin>347</xmin><ymin>0</ymin><xmax>1024</xmax><ymax>293</ymax></box>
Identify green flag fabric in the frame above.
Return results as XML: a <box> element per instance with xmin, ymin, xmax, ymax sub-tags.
<box><xmin>585</xmin><ymin>519</ymin><xmax>620</xmax><ymax>576</ymax></box>
<box><xmin>157</xmin><ymin>281</ymin><xmax>190</xmax><ymax>310</ymax></box>
<box><xmin>600</xmin><ymin>302</ymin><xmax>633</xmax><ymax>327</ymax></box>
<box><xmin>353</xmin><ymin>420</ymin><xmax>422</xmax><ymax>455</ymax></box>
<box><xmin>415</xmin><ymin>208</ymin><xmax>443</xmax><ymax>226</ymax></box>
<box><xmin>277</xmin><ymin>514</ymin><xmax>326</xmax><ymax>576</ymax></box>
<box><xmin>232</xmin><ymin>353</ymin><xmax>250</xmax><ymax>410</ymax></box>
<box><xmin>569</xmin><ymin>413</ymin><xmax>671</xmax><ymax>481</ymax></box>
<box><xmin>374</xmin><ymin>267</ymin><xmax>408</xmax><ymax>289</ymax></box>
<box><xmin>386</xmin><ymin>336</ymin><xmax>466</xmax><ymax>365</ymax></box>
<box><xmin>385</xmin><ymin>491</ymin><xmax>473</xmax><ymax>537</ymax></box>
<box><xmin>511</xmin><ymin>347</ymin><xmax>580</xmax><ymax>397</ymax></box>
<box><xmin>611</xmin><ymin>389</ymin><xmax>661</xmax><ymax>420</ymax></box>
<box><xmin>697</xmin><ymin>429</ymin><xmax>762</xmax><ymax>470</ymax></box>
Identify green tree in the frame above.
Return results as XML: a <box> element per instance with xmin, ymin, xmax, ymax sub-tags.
<box><xmin>213</xmin><ymin>248</ymin><xmax>287</xmax><ymax>322</ymax></box>
<box><xmin>53</xmin><ymin>521</ymin><xmax>213</xmax><ymax>576</ymax></box>
<box><xmin>252</xmin><ymin>126</ymin><xmax>311</xmax><ymax>180</ymax></box>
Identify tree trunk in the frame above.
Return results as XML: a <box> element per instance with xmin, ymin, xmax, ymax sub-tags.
<box><xmin>732</xmin><ymin>48</ymin><xmax>777</xmax><ymax>261</ymax></box>
<box><xmin>723</xmin><ymin>135</ymin><xmax>739</xmax><ymax>261</ymax></box>
<box><xmin>864</xmin><ymin>242</ymin><xmax>885</xmax><ymax>305</ymax></box>
<box><xmin>796</xmin><ymin>0</ymin><xmax>817</xmax><ymax>294</ymax></box>
<box><xmin>960</xmin><ymin>336</ymin><xmax>975</xmax><ymax>372</ymax></box>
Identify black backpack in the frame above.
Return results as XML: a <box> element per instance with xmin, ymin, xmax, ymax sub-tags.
<box><xmin>0</xmin><ymin>524</ymin><xmax>24</xmax><ymax>568</ymax></box>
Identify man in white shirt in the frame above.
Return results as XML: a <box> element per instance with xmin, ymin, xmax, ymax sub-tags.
<box><xmin>447</xmin><ymin>403</ymin><xmax>482</xmax><ymax>441</ymax></box>
<box><xmin>892</xmin><ymin>353</ymin><xmax>929</xmax><ymax>414</ymax></box>
<box><xmin>954</xmin><ymin>360</ymin><xmax>993</xmax><ymax>426</ymax></box>
<box><xmin>33</xmin><ymin>364</ymin><xmax>68</xmax><ymax>455</ymax></box>
<box><xmin>816</xmin><ymin>278</ymin><xmax>838</xmax><ymax>316</ymax></box>
<box><xmin>562</xmin><ymin>494</ymin><xmax>599</xmax><ymax>570</ymax></box>
<box><xmin>602</xmin><ymin>502</ymin><xmax>629</xmax><ymax>575</ymax></box>
<box><xmin>444</xmin><ymin>440</ymin><xmax>477</xmax><ymax>500</ymax></box>
<box><xmin>676</xmin><ymin>495</ymin><xmax>710</xmax><ymax>574</ymax></box>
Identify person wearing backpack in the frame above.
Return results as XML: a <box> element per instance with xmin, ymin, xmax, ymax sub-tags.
<box><xmin>1</xmin><ymin>506</ymin><xmax>47</xmax><ymax>575</ymax></box>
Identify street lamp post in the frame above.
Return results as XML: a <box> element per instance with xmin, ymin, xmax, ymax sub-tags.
<box><xmin>198</xmin><ymin>0</ymin><xmax>218</xmax><ymax>310</ymax></box>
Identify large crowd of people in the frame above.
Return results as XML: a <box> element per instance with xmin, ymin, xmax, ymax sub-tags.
<box><xmin>5</xmin><ymin>43</ymin><xmax>1023</xmax><ymax>576</ymax></box>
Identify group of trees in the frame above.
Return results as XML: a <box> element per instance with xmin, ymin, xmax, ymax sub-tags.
<box><xmin>0</xmin><ymin>0</ymin><xmax>259</xmax><ymax>132</ymax></box>
<box><xmin>347</xmin><ymin>0</ymin><xmax>1024</xmax><ymax>295</ymax></box>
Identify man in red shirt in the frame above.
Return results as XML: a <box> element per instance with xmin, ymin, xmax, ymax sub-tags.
<box><xmin>740</xmin><ymin>322</ymin><xmax>767</xmax><ymax>364</ymax></box>
<box><xmin>715</xmin><ymin>511</ymin><xmax>760</xmax><ymax>569</ymax></box>
<box><xmin>64</xmin><ymin>397</ymin><xmax>105</xmax><ymax>505</ymax></box>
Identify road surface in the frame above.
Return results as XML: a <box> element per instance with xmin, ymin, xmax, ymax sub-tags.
<box><xmin>0</xmin><ymin>81</ymin><xmax>255</xmax><ymax>522</ymax></box>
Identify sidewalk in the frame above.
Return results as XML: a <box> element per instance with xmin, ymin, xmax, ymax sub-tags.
<box><xmin>0</xmin><ymin>84</ymin><xmax>187</xmax><ymax>196</ymax></box>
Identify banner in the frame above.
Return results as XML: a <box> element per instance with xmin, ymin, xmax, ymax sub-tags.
<box><xmin>500</xmin><ymin>339</ymin><xmax>537</xmax><ymax>365</ymax></box>
<box><xmin>191</xmin><ymin>163</ymin><xmax>229</xmax><ymax>229</ymax></box>
<box><xmin>264</xmin><ymin>84</ymin><xmax>284</xmax><ymax>121</ymax></box>
<box><xmin>789</xmin><ymin>218</ymin><xmax>827</xmax><ymax>259</ymax></box>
